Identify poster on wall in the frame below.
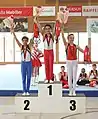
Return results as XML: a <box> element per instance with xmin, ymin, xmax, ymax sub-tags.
<box><xmin>33</xmin><ymin>6</ymin><xmax>55</xmax><ymax>16</ymax></box>
<box><xmin>82</xmin><ymin>6</ymin><xmax>98</xmax><ymax>16</ymax></box>
<box><xmin>59</xmin><ymin>6</ymin><xmax>82</xmax><ymax>16</ymax></box>
<box><xmin>0</xmin><ymin>18</ymin><xmax>28</xmax><ymax>32</ymax></box>
<box><xmin>0</xmin><ymin>7</ymin><xmax>32</xmax><ymax>17</ymax></box>
<box><xmin>87</xmin><ymin>18</ymin><xmax>98</xmax><ymax>38</ymax></box>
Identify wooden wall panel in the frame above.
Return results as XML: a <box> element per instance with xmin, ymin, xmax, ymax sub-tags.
<box><xmin>0</xmin><ymin>0</ymin><xmax>98</xmax><ymax>32</ymax></box>
<box><xmin>64</xmin><ymin>17</ymin><xmax>86</xmax><ymax>32</ymax></box>
<box><xmin>0</xmin><ymin>0</ymin><xmax>25</xmax><ymax>6</ymax></box>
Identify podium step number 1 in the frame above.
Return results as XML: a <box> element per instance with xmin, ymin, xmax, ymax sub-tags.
<box><xmin>47</xmin><ymin>85</ymin><xmax>52</xmax><ymax>95</ymax></box>
<box><xmin>38</xmin><ymin>81</ymin><xmax>62</xmax><ymax>97</ymax></box>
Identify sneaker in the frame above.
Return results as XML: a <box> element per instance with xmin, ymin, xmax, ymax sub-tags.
<box><xmin>26</xmin><ymin>92</ymin><xmax>30</xmax><ymax>96</ymax></box>
<box><xmin>22</xmin><ymin>92</ymin><xmax>26</xmax><ymax>96</ymax></box>
<box><xmin>50</xmin><ymin>80</ymin><xmax>54</xmax><ymax>83</ymax></box>
<box><xmin>35</xmin><ymin>76</ymin><xmax>39</xmax><ymax>83</ymax></box>
<box><xmin>31</xmin><ymin>81</ymin><xmax>37</xmax><ymax>86</ymax></box>
<box><xmin>44</xmin><ymin>80</ymin><xmax>48</xmax><ymax>83</ymax></box>
<box><xmin>68</xmin><ymin>91</ymin><xmax>73</xmax><ymax>96</ymax></box>
<box><xmin>73</xmin><ymin>91</ymin><xmax>76</xmax><ymax>96</ymax></box>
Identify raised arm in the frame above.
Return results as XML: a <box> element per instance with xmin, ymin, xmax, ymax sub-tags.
<box><xmin>77</xmin><ymin>46</ymin><xmax>84</xmax><ymax>53</ymax></box>
<box><xmin>34</xmin><ymin>15</ymin><xmax>45</xmax><ymax>36</ymax></box>
<box><xmin>61</xmin><ymin>28</ymin><xmax>67</xmax><ymax>46</ymax></box>
<box><xmin>10</xmin><ymin>25</ymin><xmax>22</xmax><ymax>48</ymax></box>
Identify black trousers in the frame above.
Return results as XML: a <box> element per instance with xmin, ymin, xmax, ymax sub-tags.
<box><xmin>77</xmin><ymin>79</ymin><xmax>90</xmax><ymax>85</ymax></box>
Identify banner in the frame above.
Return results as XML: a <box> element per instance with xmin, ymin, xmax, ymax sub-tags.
<box><xmin>59</xmin><ymin>6</ymin><xmax>82</xmax><ymax>16</ymax></box>
<box><xmin>0</xmin><ymin>18</ymin><xmax>28</xmax><ymax>32</ymax></box>
<box><xmin>87</xmin><ymin>18</ymin><xmax>98</xmax><ymax>38</ymax></box>
<box><xmin>82</xmin><ymin>6</ymin><xmax>98</xmax><ymax>16</ymax></box>
<box><xmin>0</xmin><ymin>7</ymin><xmax>32</xmax><ymax>17</ymax></box>
<box><xmin>33</xmin><ymin>6</ymin><xmax>55</xmax><ymax>16</ymax></box>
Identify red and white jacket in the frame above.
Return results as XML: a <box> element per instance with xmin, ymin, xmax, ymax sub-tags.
<box><xmin>43</xmin><ymin>34</ymin><xmax>54</xmax><ymax>50</ymax></box>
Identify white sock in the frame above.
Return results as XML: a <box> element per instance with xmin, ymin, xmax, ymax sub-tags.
<box><xmin>31</xmin><ymin>77</ymin><xmax>36</xmax><ymax>86</ymax></box>
<box><xmin>35</xmin><ymin>75</ymin><xmax>39</xmax><ymax>83</ymax></box>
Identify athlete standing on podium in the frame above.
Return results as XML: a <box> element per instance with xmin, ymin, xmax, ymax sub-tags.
<box><xmin>61</xmin><ymin>28</ymin><xmax>84</xmax><ymax>96</ymax></box>
<box><xmin>10</xmin><ymin>25</ymin><xmax>32</xmax><ymax>96</ymax></box>
<box><xmin>34</xmin><ymin>16</ymin><xmax>57</xmax><ymax>84</ymax></box>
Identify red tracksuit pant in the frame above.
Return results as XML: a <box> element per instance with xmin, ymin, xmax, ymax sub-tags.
<box><xmin>44</xmin><ymin>49</ymin><xmax>54</xmax><ymax>80</ymax></box>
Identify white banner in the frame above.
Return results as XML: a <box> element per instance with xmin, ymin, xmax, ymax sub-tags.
<box><xmin>59</xmin><ymin>6</ymin><xmax>82</xmax><ymax>16</ymax></box>
<box><xmin>33</xmin><ymin>6</ymin><xmax>55</xmax><ymax>16</ymax></box>
<box><xmin>87</xmin><ymin>18</ymin><xmax>98</xmax><ymax>38</ymax></box>
<box><xmin>82</xmin><ymin>6</ymin><xmax>98</xmax><ymax>16</ymax></box>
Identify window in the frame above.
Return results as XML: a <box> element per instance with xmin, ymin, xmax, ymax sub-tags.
<box><xmin>0</xmin><ymin>33</ymin><xmax>4</xmax><ymax>62</ymax></box>
<box><xmin>91</xmin><ymin>33</ymin><xmax>98</xmax><ymax>61</ymax></box>
<box><xmin>5</xmin><ymin>33</ymin><xmax>14</xmax><ymax>62</ymax></box>
<box><xmin>79</xmin><ymin>32</ymin><xmax>88</xmax><ymax>61</ymax></box>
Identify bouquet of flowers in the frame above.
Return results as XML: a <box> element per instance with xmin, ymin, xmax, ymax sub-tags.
<box><xmin>57</xmin><ymin>7</ymin><xmax>69</xmax><ymax>24</ymax></box>
<box><xmin>3</xmin><ymin>15</ymin><xmax>14</xmax><ymax>28</ymax></box>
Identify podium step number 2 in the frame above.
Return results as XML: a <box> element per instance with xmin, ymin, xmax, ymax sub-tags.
<box><xmin>24</xmin><ymin>100</ymin><xmax>30</xmax><ymax>110</ymax></box>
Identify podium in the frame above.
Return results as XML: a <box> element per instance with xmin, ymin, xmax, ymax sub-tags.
<box><xmin>38</xmin><ymin>81</ymin><xmax>62</xmax><ymax>97</ymax></box>
<box><xmin>0</xmin><ymin>82</ymin><xmax>86</xmax><ymax>114</ymax></box>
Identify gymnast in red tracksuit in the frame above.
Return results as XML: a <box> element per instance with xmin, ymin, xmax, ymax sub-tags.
<box><xmin>58</xmin><ymin>66</ymin><xmax>69</xmax><ymax>88</ymax></box>
<box><xmin>43</xmin><ymin>25</ymin><xmax>54</xmax><ymax>83</ymax></box>
<box><xmin>34</xmin><ymin>15</ymin><xmax>61</xmax><ymax>83</ymax></box>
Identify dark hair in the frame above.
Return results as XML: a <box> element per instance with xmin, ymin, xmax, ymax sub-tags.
<box><xmin>61</xmin><ymin>66</ymin><xmax>65</xmax><ymax>68</ymax></box>
<box><xmin>81</xmin><ymin>68</ymin><xmax>85</xmax><ymax>71</ymax></box>
<box><xmin>67</xmin><ymin>34</ymin><xmax>74</xmax><ymax>39</ymax></box>
<box><xmin>92</xmin><ymin>64</ymin><xmax>96</xmax><ymax>67</ymax></box>
<box><xmin>44</xmin><ymin>24</ymin><xmax>52</xmax><ymax>29</ymax></box>
<box><xmin>22</xmin><ymin>36</ymin><xmax>29</xmax><ymax>41</ymax></box>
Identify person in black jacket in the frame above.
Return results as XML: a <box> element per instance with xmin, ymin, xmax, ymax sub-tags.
<box><xmin>77</xmin><ymin>68</ymin><xmax>90</xmax><ymax>85</ymax></box>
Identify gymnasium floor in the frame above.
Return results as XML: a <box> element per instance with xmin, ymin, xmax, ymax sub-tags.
<box><xmin>0</xmin><ymin>97</ymin><xmax>98</xmax><ymax>119</ymax></box>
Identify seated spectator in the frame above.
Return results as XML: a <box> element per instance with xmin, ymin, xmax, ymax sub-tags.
<box><xmin>89</xmin><ymin>64</ymin><xmax>98</xmax><ymax>87</ymax></box>
<box><xmin>89</xmin><ymin>64</ymin><xmax>98</xmax><ymax>80</ymax></box>
<box><xmin>58</xmin><ymin>66</ymin><xmax>69</xmax><ymax>89</ymax></box>
<box><xmin>77</xmin><ymin>68</ymin><xmax>90</xmax><ymax>86</ymax></box>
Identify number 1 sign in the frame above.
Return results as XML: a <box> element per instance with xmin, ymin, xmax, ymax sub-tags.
<box><xmin>38</xmin><ymin>81</ymin><xmax>62</xmax><ymax>98</ymax></box>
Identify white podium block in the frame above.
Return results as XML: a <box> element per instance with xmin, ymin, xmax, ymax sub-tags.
<box><xmin>62</xmin><ymin>94</ymin><xmax>86</xmax><ymax>114</ymax></box>
<box><xmin>0</xmin><ymin>97</ymin><xmax>15</xmax><ymax>114</ymax></box>
<box><xmin>38</xmin><ymin>81</ymin><xmax>62</xmax><ymax>97</ymax></box>
<box><xmin>15</xmin><ymin>94</ymin><xmax>40</xmax><ymax>113</ymax></box>
<box><xmin>14</xmin><ymin>94</ymin><xmax>86</xmax><ymax>114</ymax></box>
<box><xmin>37</xmin><ymin>94</ymin><xmax>86</xmax><ymax>113</ymax></box>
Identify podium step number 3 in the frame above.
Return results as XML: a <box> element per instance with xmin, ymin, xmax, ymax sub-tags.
<box><xmin>70</xmin><ymin>100</ymin><xmax>76</xmax><ymax>111</ymax></box>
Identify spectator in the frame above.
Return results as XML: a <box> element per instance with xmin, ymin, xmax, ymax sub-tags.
<box><xmin>89</xmin><ymin>64</ymin><xmax>98</xmax><ymax>87</ymax></box>
<box><xmin>77</xmin><ymin>68</ymin><xmax>89</xmax><ymax>86</ymax></box>
<box><xmin>58</xmin><ymin>66</ymin><xmax>69</xmax><ymax>89</ymax></box>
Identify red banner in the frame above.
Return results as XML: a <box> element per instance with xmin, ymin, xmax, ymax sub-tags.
<box><xmin>67</xmin><ymin>6</ymin><xmax>82</xmax><ymax>12</ymax></box>
<box><xmin>0</xmin><ymin>7</ymin><xmax>32</xmax><ymax>17</ymax></box>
